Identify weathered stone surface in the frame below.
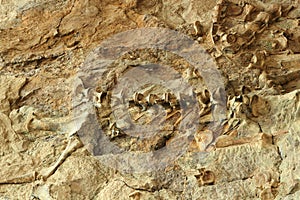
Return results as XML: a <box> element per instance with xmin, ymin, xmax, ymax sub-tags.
<box><xmin>0</xmin><ymin>76</ymin><xmax>26</xmax><ymax>114</ymax></box>
<box><xmin>0</xmin><ymin>0</ymin><xmax>299</xmax><ymax>199</ymax></box>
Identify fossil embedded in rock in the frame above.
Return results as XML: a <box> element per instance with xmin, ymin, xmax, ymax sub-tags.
<box><xmin>193</xmin><ymin>21</ymin><xmax>203</xmax><ymax>36</ymax></box>
<box><xmin>241</xmin><ymin>85</ymin><xmax>252</xmax><ymax>95</ymax></box>
<box><xmin>133</xmin><ymin>92</ymin><xmax>148</xmax><ymax>111</ymax></box>
<box><xmin>249</xmin><ymin>50</ymin><xmax>267</xmax><ymax>69</ymax></box>
<box><xmin>197</xmin><ymin>89</ymin><xmax>211</xmax><ymax>117</ymax></box>
<box><xmin>146</xmin><ymin>93</ymin><xmax>159</xmax><ymax>105</ymax></box>
<box><xmin>250</xmin><ymin>95</ymin><xmax>270</xmax><ymax>117</ymax></box>
<box><xmin>242</xmin><ymin>95</ymin><xmax>251</xmax><ymax>106</ymax></box>
<box><xmin>258</xmin><ymin>71</ymin><xmax>268</xmax><ymax>89</ymax></box>
<box><xmin>242</xmin><ymin>10</ymin><xmax>270</xmax><ymax>34</ymax></box>
<box><xmin>195</xmin><ymin>168</ymin><xmax>215</xmax><ymax>186</ymax></box>
<box><xmin>254</xmin><ymin>12</ymin><xmax>270</xmax><ymax>24</ymax></box>
<box><xmin>272</xmin><ymin>32</ymin><xmax>288</xmax><ymax>51</ymax></box>
<box><xmin>222</xmin><ymin>33</ymin><xmax>237</xmax><ymax>45</ymax></box>
<box><xmin>267</xmin><ymin>3</ymin><xmax>282</xmax><ymax>19</ymax></box>
<box><xmin>250</xmin><ymin>95</ymin><xmax>261</xmax><ymax>118</ymax></box>
<box><xmin>198</xmin><ymin>89</ymin><xmax>210</xmax><ymax>105</ymax></box>
<box><xmin>93</xmin><ymin>91</ymin><xmax>108</xmax><ymax>108</ymax></box>
<box><xmin>244</xmin><ymin>4</ymin><xmax>256</xmax><ymax>20</ymax></box>
<box><xmin>245</xmin><ymin>21</ymin><xmax>263</xmax><ymax>33</ymax></box>
<box><xmin>212</xmin><ymin>4</ymin><xmax>221</xmax><ymax>24</ymax></box>
<box><xmin>194</xmin><ymin>130</ymin><xmax>214</xmax><ymax>151</ymax></box>
<box><xmin>133</xmin><ymin>92</ymin><xmax>144</xmax><ymax>103</ymax></box>
<box><xmin>162</xmin><ymin>92</ymin><xmax>178</xmax><ymax>109</ymax></box>
<box><xmin>109</xmin><ymin>122</ymin><xmax>123</xmax><ymax>139</ymax></box>
<box><xmin>212</xmin><ymin>0</ymin><xmax>227</xmax><ymax>23</ymax></box>
<box><xmin>226</xmin><ymin>3</ymin><xmax>243</xmax><ymax>16</ymax></box>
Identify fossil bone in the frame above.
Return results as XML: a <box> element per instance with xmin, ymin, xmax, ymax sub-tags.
<box><xmin>194</xmin><ymin>130</ymin><xmax>214</xmax><ymax>151</ymax></box>
<box><xmin>38</xmin><ymin>136</ymin><xmax>83</xmax><ymax>180</ymax></box>
<box><xmin>133</xmin><ymin>92</ymin><xmax>148</xmax><ymax>111</ymax></box>
<box><xmin>93</xmin><ymin>91</ymin><xmax>108</xmax><ymax>108</ymax></box>
<box><xmin>243</xmin><ymin>4</ymin><xmax>256</xmax><ymax>21</ymax></box>
<box><xmin>195</xmin><ymin>168</ymin><xmax>215</xmax><ymax>186</ymax></box>
<box><xmin>193</xmin><ymin>21</ymin><xmax>203</xmax><ymax>36</ymax></box>
<box><xmin>226</xmin><ymin>3</ymin><xmax>243</xmax><ymax>16</ymax></box>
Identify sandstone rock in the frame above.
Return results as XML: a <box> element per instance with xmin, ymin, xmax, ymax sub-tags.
<box><xmin>0</xmin><ymin>0</ymin><xmax>299</xmax><ymax>199</ymax></box>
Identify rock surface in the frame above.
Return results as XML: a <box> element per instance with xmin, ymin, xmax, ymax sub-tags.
<box><xmin>0</xmin><ymin>0</ymin><xmax>299</xmax><ymax>199</ymax></box>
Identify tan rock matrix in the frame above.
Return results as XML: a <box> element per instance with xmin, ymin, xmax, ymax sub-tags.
<box><xmin>0</xmin><ymin>0</ymin><xmax>299</xmax><ymax>199</ymax></box>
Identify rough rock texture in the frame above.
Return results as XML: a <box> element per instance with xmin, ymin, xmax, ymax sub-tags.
<box><xmin>0</xmin><ymin>0</ymin><xmax>299</xmax><ymax>199</ymax></box>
